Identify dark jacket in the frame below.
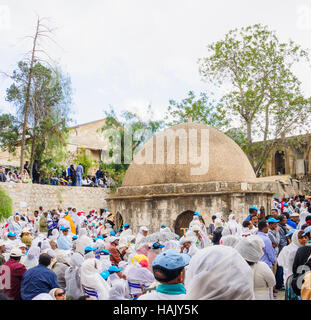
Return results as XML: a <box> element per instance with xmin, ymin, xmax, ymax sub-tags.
<box><xmin>0</xmin><ymin>172</ymin><xmax>6</xmax><ymax>182</ymax></box>
<box><xmin>212</xmin><ymin>227</ymin><xmax>223</xmax><ymax>245</ymax></box>
<box><xmin>292</xmin><ymin>245</ymin><xmax>311</xmax><ymax>275</ymax></box>
<box><xmin>1</xmin><ymin>258</ymin><xmax>27</xmax><ymax>300</ymax></box>
<box><xmin>21</xmin><ymin>264</ymin><xmax>58</xmax><ymax>300</ymax></box>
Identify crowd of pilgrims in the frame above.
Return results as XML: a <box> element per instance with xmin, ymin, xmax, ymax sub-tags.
<box><xmin>1</xmin><ymin>194</ymin><xmax>311</xmax><ymax>300</ymax></box>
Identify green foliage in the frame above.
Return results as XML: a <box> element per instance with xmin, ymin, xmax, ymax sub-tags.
<box><xmin>165</xmin><ymin>90</ymin><xmax>229</xmax><ymax>130</ymax></box>
<box><xmin>0</xmin><ymin>187</ymin><xmax>12</xmax><ymax>221</ymax></box>
<box><xmin>0</xmin><ymin>113</ymin><xmax>20</xmax><ymax>153</ymax></box>
<box><xmin>100</xmin><ymin>106</ymin><xmax>165</xmax><ymax>182</ymax></box>
<box><xmin>74</xmin><ymin>149</ymin><xmax>94</xmax><ymax>177</ymax></box>
<box><xmin>199</xmin><ymin>24</ymin><xmax>311</xmax><ymax>175</ymax></box>
<box><xmin>3</xmin><ymin>60</ymin><xmax>72</xmax><ymax>173</ymax></box>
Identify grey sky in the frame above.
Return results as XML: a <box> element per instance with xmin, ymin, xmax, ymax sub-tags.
<box><xmin>0</xmin><ymin>0</ymin><xmax>311</xmax><ymax>126</ymax></box>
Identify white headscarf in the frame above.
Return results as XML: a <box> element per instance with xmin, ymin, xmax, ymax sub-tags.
<box><xmin>235</xmin><ymin>235</ymin><xmax>265</xmax><ymax>262</ymax></box>
<box><xmin>76</xmin><ymin>228</ymin><xmax>93</xmax><ymax>255</ymax></box>
<box><xmin>227</xmin><ymin>214</ymin><xmax>241</xmax><ymax>236</ymax></box>
<box><xmin>49</xmin><ymin>229</ymin><xmax>59</xmax><ymax>241</ymax></box>
<box><xmin>219</xmin><ymin>235</ymin><xmax>240</xmax><ymax>248</ymax></box>
<box><xmin>32</xmin><ymin>293</ymin><xmax>53</xmax><ymax>300</ymax></box>
<box><xmin>185</xmin><ymin>246</ymin><xmax>254</xmax><ymax>300</ymax></box>
<box><xmin>108</xmin><ymin>280</ymin><xmax>127</xmax><ymax>300</ymax></box>
<box><xmin>80</xmin><ymin>258</ymin><xmax>111</xmax><ymax>300</ymax></box>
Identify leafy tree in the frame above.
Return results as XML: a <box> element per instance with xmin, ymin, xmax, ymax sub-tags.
<box><xmin>74</xmin><ymin>149</ymin><xmax>94</xmax><ymax>177</ymax></box>
<box><xmin>0</xmin><ymin>113</ymin><xmax>20</xmax><ymax>153</ymax></box>
<box><xmin>4</xmin><ymin>61</ymin><xmax>72</xmax><ymax>177</ymax></box>
<box><xmin>100</xmin><ymin>106</ymin><xmax>164</xmax><ymax>180</ymax></box>
<box><xmin>0</xmin><ymin>187</ymin><xmax>12</xmax><ymax>221</ymax></box>
<box><xmin>165</xmin><ymin>90</ymin><xmax>228</xmax><ymax>130</ymax></box>
<box><xmin>199</xmin><ymin>24</ymin><xmax>311</xmax><ymax>176</ymax></box>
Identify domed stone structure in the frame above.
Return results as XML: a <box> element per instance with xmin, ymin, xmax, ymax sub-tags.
<box><xmin>107</xmin><ymin>122</ymin><xmax>276</xmax><ymax>236</ymax></box>
<box><xmin>123</xmin><ymin>122</ymin><xmax>256</xmax><ymax>186</ymax></box>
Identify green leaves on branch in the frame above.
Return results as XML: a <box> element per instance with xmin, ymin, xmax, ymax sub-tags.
<box><xmin>0</xmin><ymin>187</ymin><xmax>12</xmax><ymax>222</ymax></box>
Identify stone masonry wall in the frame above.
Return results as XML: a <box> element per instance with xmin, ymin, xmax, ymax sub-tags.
<box><xmin>0</xmin><ymin>183</ymin><xmax>109</xmax><ymax>215</ymax></box>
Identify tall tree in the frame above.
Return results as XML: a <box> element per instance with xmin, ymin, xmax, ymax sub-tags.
<box><xmin>165</xmin><ymin>90</ymin><xmax>228</xmax><ymax>129</ymax></box>
<box><xmin>199</xmin><ymin>24</ymin><xmax>311</xmax><ymax>175</ymax></box>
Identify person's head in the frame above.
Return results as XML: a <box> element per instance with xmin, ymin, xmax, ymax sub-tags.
<box><xmin>298</xmin><ymin>230</ymin><xmax>306</xmax><ymax>245</ymax></box>
<box><xmin>140</xmin><ymin>226</ymin><xmax>149</xmax><ymax>236</ymax></box>
<box><xmin>7</xmin><ymin>232</ymin><xmax>16</xmax><ymax>241</ymax></box>
<box><xmin>43</xmin><ymin>211</ymin><xmax>48</xmax><ymax>217</ymax></box>
<box><xmin>249</xmin><ymin>206</ymin><xmax>258</xmax><ymax>216</ymax></box>
<box><xmin>271</xmin><ymin>209</ymin><xmax>278</xmax><ymax>218</ymax></box>
<box><xmin>50</xmin><ymin>288</ymin><xmax>66</xmax><ymax>300</ymax></box>
<box><xmin>267</xmin><ymin>217</ymin><xmax>280</xmax><ymax>229</ymax></box>
<box><xmin>122</xmin><ymin>223</ymin><xmax>130</xmax><ymax>230</ymax></box>
<box><xmin>184</xmin><ymin>246</ymin><xmax>254</xmax><ymax>300</ymax></box>
<box><xmin>39</xmin><ymin>206</ymin><xmax>43</xmax><ymax>212</ymax></box>
<box><xmin>235</xmin><ymin>235</ymin><xmax>265</xmax><ymax>265</ymax></box>
<box><xmin>250</xmin><ymin>215</ymin><xmax>258</xmax><ymax>227</ymax></box>
<box><xmin>9</xmin><ymin>247</ymin><xmax>23</xmax><ymax>262</ymax></box>
<box><xmin>152</xmin><ymin>249</ymin><xmax>190</xmax><ymax>284</ymax></box>
<box><xmin>290</xmin><ymin>213</ymin><xmax>300</xmax><ymax>223</ymax></box>
<box><xmin>211</xmin><ymin>215</ymin><xmax>217</xmax><ymax>222</ymax></box>
<box><xmin>0</xmin><ymin>240</ymin><xmax>5</xmax><ymax>253</ymax></box>
<box><xmin>258</xmin><ymin>220</ymin><xmax>269</xmax><ymax>233</ymax></box>
<box><xmin>19</xmin><ymin>244</ymin><xmax>27</xmax><ymax>254</ymax></box>
<box><xmin>60</xmin><ymin>226</ymin><xmax>70</xmax><ymax>235</ymax></box>
<box><xmin>242</xmin><ymin>220</ymin><xmax>252</xmax><ymax>229</ymax></box>
<box><xmin>39</xmin><ymin>253</ymin><xmax>52</xmax><ymax>267</ymax></box>
<box><xmin>277</xmin><ymin>215</ymin><xmax>287</xmax><ymax>226</ymax></box>
<box><xmin>302</xmin><ymin>226</ymin><xmax>311</xmax><ymax>243</ymax></box>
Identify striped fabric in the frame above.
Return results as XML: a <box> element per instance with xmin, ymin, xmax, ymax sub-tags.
<box><xmin>82</xmin><ymin>286</ymin><xmax>99</xmax><ymax>299</ymax></box>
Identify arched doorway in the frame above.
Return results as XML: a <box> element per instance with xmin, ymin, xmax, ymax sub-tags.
<box><xmin>174</xmin><ymin>210</ymin><xmax>196</xmax><ymax>237</ymax></box>
<box><xmin>275</xmin><ymin>151</ymin><xmax>285</xmax><ymax>175</ymax></box>
<box><xmin>114</xmin><ymin>212</ymin><xmax>123</xmax><ymax>233</ymax></box>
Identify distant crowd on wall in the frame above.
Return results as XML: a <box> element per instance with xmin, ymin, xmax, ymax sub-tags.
<box><xmin>0</xmin><ymin>161</ymin><xmax>120</xmax><ymax>188</ymax></box>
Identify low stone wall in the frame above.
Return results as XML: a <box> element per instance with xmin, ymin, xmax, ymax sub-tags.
<box><xmin>0</xmin><ymin>183</ymin><xmax>109</xmax><ymax>215</ymax></box>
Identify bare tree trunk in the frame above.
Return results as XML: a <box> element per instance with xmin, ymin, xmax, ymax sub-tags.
<box><xmin>20</xmin><ymin>18</ymin><xmax>40</xmax><ymax>179</ymax></box>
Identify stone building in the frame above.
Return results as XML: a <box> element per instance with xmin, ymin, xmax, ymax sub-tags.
<box><xmin>0</xmin><ymin>119</ymin><xmax>108</xmax><ymax>175</ymax></box>
<box><xmin>257</xmin><ymin>134</ymin><xmax>311</xmax><ymax>181</ymax></box>
<box><xmin>107</xmin><ymin>122</ymin><xmax>280</xmax><ymax>236</ymax></box>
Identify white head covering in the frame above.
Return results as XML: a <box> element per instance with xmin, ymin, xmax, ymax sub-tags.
<box><xmin>49</xmin><ymin>229</ymin><xmax>59</xmax><ymax>241</ymax></box>
<box><xmin>219</xmin><ymin>235</ymin><xmax>240</xmax><ymax>248</ymax></box>
<box><xmin>32</xmin><ymin>293</ymin><xmax>53</xmax><ymax>300</ymax></box>
<box><xmin>108</xmin><ymin>280</ymin><xmax>127</xmax><ymax>300</ymax></box>
<box><xmin>235</xmin><ymin>235</ymin><xmax>265</xmax><ymax>263</ymax></box>
<box><xmin>70</xmin><ymin>252</ymin><xmax>84</xmax><ymax>268</ymax></box>
<box><xmin>214</xmin><ymin>218</ymin><xmax>223</xmax><ymax>229</ymax></box>
<box><xmin>185</xmin><ymin>246</ymin><xmax>254</xmax><ymax>300</ymax></box>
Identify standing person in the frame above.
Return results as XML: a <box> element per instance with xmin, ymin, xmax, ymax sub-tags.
<box><xmin>212</xmin><ymin>218</ymin><xmax>224</xmax><ymax>245</ymax></box>
<box><xmin>69</xmin><ymin>165</ymin><xmax>77</xmax><ymax>187</ymax></box>
<box><xmin>76</xmin><ymin>163</ymin><xmax>84</xmax><ymax>187</ymax></box>
<box><xmin>0</xmin><ymin>166</ymin><xmax>6</xmax><ymax>182</ymax></box>
<box><xmin>32</xmin><ymin>160</ymin><xmax>40</xmax><ymax>184</ymax></box>
<box><xmin>24</xmin><ymin>161</ymin><xmax>30</xmax><ymax>176</ymax></box>
<box><xmin>235</xmin><ymin>235</ymin><xmax>276</xmax><ymax>300</ymax></box>
<box><xmin>257</xmin><ymin>220</ymin><xmax>277</xmax><ymax>270</ymax></box>
<box><xmin>33</xmin><ymin>211</ymin><xmax>40</xmax><ymax>236</ymax></box>
<box><xmin>1</xmin><ymin>248</ymin><xmax>27</xmax><ymax>300</ymax></box>
<box><xmin>250</xmin><ymin>215</ymin><xmax>259</xmax><ymax>234</ymax></box>
<box><xmin>276</xmin><ymin>214</ymin><xmax>290</xmax><ymax>290</ymax></box>
<box><xmin>108</xmin><ymin>237</ymin><xmax>123</xmax><ymax>267</ymax></box>
<box><xmin>0</xmin><ymin>240</ymin><xmax>5</xmax><ymax>266</ymax></box>
<box><xmin>208</xmin><ymin>215</ymin><xmax>217</xmax><ymax>237</ymax></box>
<box><xmin>21</xmin><ymin>253</ymin><xmax>59</xmax><ymax>300</ymax></box>
<box><xmin>95</xmin><ymin>168</ymin><xmax>103</xmax><ymax>185</ymax></box>
<box><xmin>39</xmin><ymin>211</ymin><xmax>49</xmax><ymax>236</ymax></box>
<box><xmin>57</xmin><ymin>226</ymin><xmax>72</xmax><ymax>251</ymax></box>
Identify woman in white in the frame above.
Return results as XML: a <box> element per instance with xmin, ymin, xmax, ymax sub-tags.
<box><xmin>185</xmin><ymin>245</ymin><xmax>254</xmax><ymax>300</ymax></box>
<box><xmin>8</xmin><ymin>215</ymin><xmax>22</xmax><ymax>236</ymax></box>
<box><xmin>235</xmin><ymin>235</ymin><xmax>276</xmax><ymax>300</ymax></box>
<box><xmin>21</xmin><ymin>246</ymin><xmax>40</xmax><ymax>269</ymax></box>
<box><xmin>80</xmin><ymin>258</ymin><xmax>111</xmax><ymax>300</ymax></box>
<box><xmin>219</xmin><ymin>235</ymin><xmax>240</xmax><ymax>248</ymax></box>
<box><xmin>108</xmin><ymin>279</ymin><xmax>128</xmax><ymax>300</ymax></box>
<box><xmin>179</xmin><ymin>236</ymin><xmax>199</xmax><ymax>257</ymax></box>
<box><xmin>277</xmin><ymin>230</ymin><xmax>304</xmax><ymax>285</ymax></box>
<box><xmin>75</xmin><ymin>228</ymin><xmax>93</xmax><ymax>255</ymax></box>
<box><xmin>65</xmin><ymin>252</ymin><xmax>84</xmax><ymax>299</ymax></box>
<box><xmin>227</xmin><ymin>214</ymin><xmax>242</xmax><ymax>236</ymax></box>
<box><xmin>135</xmin><ymin>226</ymin><xmax>149</xmax><ymax>246</ymax></box>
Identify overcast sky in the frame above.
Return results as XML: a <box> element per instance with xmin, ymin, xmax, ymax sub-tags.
<box><xmin>1</xmin><ymin>0</ymin><xmax>311</xmax><ymax>126</ymax></box>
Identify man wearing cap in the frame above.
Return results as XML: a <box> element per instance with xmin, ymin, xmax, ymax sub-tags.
<box><xmin>287</xmin><ymin>213</ymin><xmax>299</xmax><ymax>229</ymax></box>
<box><xmin>267</xmin><ymin>218</ymin><xmax>281</xmax><ymax>256</ymax></box>
<box><xmin>1</xmin><ymin>247</ymin><xmax>27</xmax><ymax>300</ymax></box>
<box><xmin>4</xmin><ymin>232</ymin><xmax>18</xmax><ymax>253</ymax></box>
<box><xmin>257</xmin><ymin>220</ymin><xmax>277</xmax><ymax>270</ymax></box>
<box><xmin>138</xmin><ymin>249</ymin><xmax>190</xmax><ymax>300</ymax></box>
<box><xmin>246</xmin><ymin>206</ymin><xmax>259</xmax><ymax>221</ymax></box>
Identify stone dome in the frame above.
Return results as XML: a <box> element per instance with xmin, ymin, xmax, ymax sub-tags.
<box><xmin>122</xmin><ymin>122</ymin><xmax>256</xmax><ymax>186</ymax></box>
